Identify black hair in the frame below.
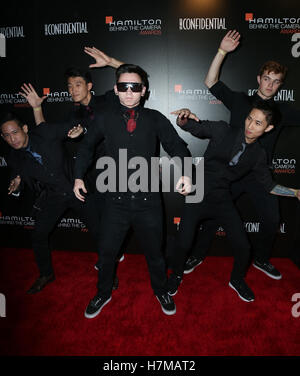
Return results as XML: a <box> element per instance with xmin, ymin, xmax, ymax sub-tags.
<box><xmin>0</xmin><ymin>112</ymin><xmax>25</xmax><ymax>131</ymax></box>
<box><xmin>116</xmin><ymin>64</ymin><xmax>149</xmax><ymax>87</ymax></box>
<box><xmin>115</xmin><ymin>64</ymin><xmax>150</xmax><ymax>104</ymax></box>
<box><xmin>65</xmin><ymin>66</ymin><xmax>92</xmax><ymax>84</ymax></box>
<box><xmin>251</xmin><ymin>99</ymin><xmax>281</xmax><ymax>127</ymax></box>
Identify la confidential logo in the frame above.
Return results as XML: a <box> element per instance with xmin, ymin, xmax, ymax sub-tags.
<box><xmin>44</xmin><ymin>21</ymin><xmax>88</xmax><ymax>36</ymax></box>
<box><xmin>248</xmin><ymin>89</ymin><xmax>296</xmax><ymax>102</ymax></box>
<box><xmin>0</xmin><ymin>25</ymin><xmax>24</xmax><ymax>38</ymax></box>
<box><xmin>105</xmin><ymin>16</ymin><xmax>162</xmax><ymax>35</ymax></box>
<box><xmin>213</xmin><ymin>222</ymin><xmax>286</xmax><ymax>236</ymax></box>
<box><xmin>178</xmin><ymin>17</ymin><xmax>226</xmax><ymax>31</ymax></box>
<box><xmin>245</xmin><ymin>13</ymin><xmax>300</xmax><ymax>33</ymax></box>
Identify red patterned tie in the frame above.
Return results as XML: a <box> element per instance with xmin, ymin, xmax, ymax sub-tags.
<box><xmin>126</xmin><ymin>109</ymin><xmax>136</xmax><ymax>133</ymax></box>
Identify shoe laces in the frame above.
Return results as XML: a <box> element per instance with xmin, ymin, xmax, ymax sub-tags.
<box><xmin>159</xmin><ymin>294</ymin><xmax>172</xmax><ymax>304</ymax></box>
<box><xmin>91</xmin><ymin>295</ymin><xmax>104</xmax><ymax>306</ymax></box>
<box><xmin>260</xmin><ymin>261</ymin><xmax>275</xmax><ymax>271</ymax></box>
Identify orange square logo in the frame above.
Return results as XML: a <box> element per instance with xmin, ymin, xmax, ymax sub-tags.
<box><xmin>245</xmin><ymin>13</ymin><xmax>253</xmax><ymax>21</ymax></box>
<box><xmin>174</xmin><ymin>84</ymin><xmax>182</xmax><ymax>93</ymax></box>
<box><xmin>106</xmin><ymin>16</ymin><xmax>113</xmax><ymax>24</ymax></box>
<box><xmin>174</xmin><ymin>217</ymin><xmax>181</xmax><ymax>225</ymax></box>
<box><xmin>43</xmin><ymin>88</ymin><xmax>50</xmax><ymax>95</ymax></box>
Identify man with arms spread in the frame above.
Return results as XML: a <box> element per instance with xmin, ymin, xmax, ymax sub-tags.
<box><xmin>19</xmin><ymin>48</ymin><xmax>125</xmax><ymax>281</ymax></box>
<box><xmin>184</xmin><ymin>30</ymin><xmax>300</xmax><ymax>278</ymax></box>
<box><xmin>168</xmin><ymin>102</ymin><xmax>300</xmax><ymax>302</ymax></box>
<box><xmin>73</xmin><ymin>64</ymin><xmax>192</xmax><ymax>318</ymax></box>
<box><xmin>1</xmin><ymin>112</ymin><xmax>100</xmax><ymax>294</ymax></box>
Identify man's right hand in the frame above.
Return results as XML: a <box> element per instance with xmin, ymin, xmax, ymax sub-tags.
<box><xmin>8</xmin><ymin>175</ymin><xmax>21</xmax><ymax>194</ymax></box>
<box><xmin>19</xmin><ymin>83</ymin><xmax>46</xmax><ymax>109</ymax></box>
<box><xmin>84</xmin><ymin>47</ymin><xmax>124</xmax><ymax>69</ymax></box>
<box><xmin>171</xmin><ymin>108</ymin><xmax>200</xmax><ymax>127</ymax></box>
<box><xmin>73</xmin><ymin>179</ymin><xmax>87</xmax><ymax>202</ymax></box>
<box><xmin>219</xmin><ymin>30</ymin><xmax>241</xmax><ymax>53</ymax></box>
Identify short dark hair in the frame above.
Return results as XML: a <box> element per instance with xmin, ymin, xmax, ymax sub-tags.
<box><xmin>258</xmin><ymin>61</ymin><xmax>288</xmax><ymax>82</ymax></box>
<box><xmin>116</xmin><ymin>64</ymin><xmax>149</xmax><ymax>87</ymax></box>
<box><xmin>0</xmin><ymin>112</ymin><xmax>24</xmax><ymax>132</ymax></box>
<box><xmin>251</xmin><ymin>99</ymin><xmax>281</xmax><ymax>127</ymax></box>
<box><xmin>65</xmin><ymin>67</ymin><xmax>92</xmax><ymax>84</ymax></box>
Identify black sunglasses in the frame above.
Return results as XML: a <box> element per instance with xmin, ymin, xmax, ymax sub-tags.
<box><xmin>116</xmin><ymin>82</ymin><xmax>144</xmax><ymax>92</ymax></box>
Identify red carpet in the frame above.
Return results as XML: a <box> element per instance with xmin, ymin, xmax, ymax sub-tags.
<box><xmin>0</xmin><ymin>247</ymin><xmax>299</xmax><ymax>356</ymax></box>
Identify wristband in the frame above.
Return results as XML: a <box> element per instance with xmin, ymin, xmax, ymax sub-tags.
<box><xmin>294</xmin><ymin>189</ymin><xmax>299</xmax><ymax>197</ymax></box>
<box><xmin>33</xmin><ymin>106</ymin><xmax>42</xmax><ymax>111</ymax></box>
<box><xmin>218</xmin><ymin>48</ymin><xmax>227</xmax><ymax>56</ymax></box>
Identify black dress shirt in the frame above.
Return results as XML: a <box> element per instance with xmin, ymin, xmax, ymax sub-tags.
<box><xmin>210</xmin><ymin>81</ymin><xmax>300</xmax><ymax>164</ymax></box>
<box><xmin>181</xmin><ymin>119</ymin><xmax>276</xmax><ymax>200</ymax></box>
<box><xmin>74</xmin><ymin>103</ymin><xmax>191</xmax><ymax>195</ymax></box>
<box><xmin>7</xmin><ymin>120</ymin><xmax>78</xmax><ymax>195</ymax></box>
<box><xmin>66</xmin><ymin>90</ymin><xmax>118</xmax><ymax>191</ymax></box>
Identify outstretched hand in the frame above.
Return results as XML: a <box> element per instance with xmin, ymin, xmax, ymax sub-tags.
<box><xmin>84</xmin><ymin>47</ymin><xmax>112</xmax><ymax>68</ymax></box>
<box><xmin>19</xmin><ymin>83</ymin><xmax>46</xmax><ymax>108</ymax></box>
<box><xmin>219</xmin><ymin>30</ymin><xmax>241</xmax><ymax>53</ymax></box>
<box><xmin>171</xmin><ymin>108</ymin><xmax>200</xmax><ymax>127</ymax></box>
<box><xmin>68</xmin><ymin>125</ymin><xmax>84</xmax><ymax>139</ymax></box>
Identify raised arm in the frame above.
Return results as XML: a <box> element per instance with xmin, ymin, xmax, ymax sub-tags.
<box><xmin>171</xmin><ymin>109</ymin><xmax>224</xmax><ymax>139</ymax></box>
<box><xmin>84</xmin><ymin>47</ymin><xmax>124</xmax><ymax>69</ymax></box>
<box><xmin>19</xmin><ymin>83</ymin><xmax>46</xmax><ymax>125</ymax></box>
<box><xmin>205</xmin><ymin>30</ymin><xmax>240</xmax><ymax>89</ymax></box>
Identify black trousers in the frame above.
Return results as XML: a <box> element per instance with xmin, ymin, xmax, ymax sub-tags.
<box><xmin>190</xmin><ymin>175</ymin><xmax>280</xmax><ymax>263</ymax></box>
<box><xmin>171</xmin><ymin>193</ymin><xmax>251</xmax><ymax>281</ymax></box>
<box><xmin>32</xmin><ymin>192</ymin><xmax>100</xmax><ymax>276</ymax></box>
<box><xmin>290</xmin><ymin>200</ymin><xmax>300</xmax><ymax>264</ymax></box>
<box><xmin>96</xmin><ymin>194</ymin><xmax>168</xmax><ymax>297</ymax></box>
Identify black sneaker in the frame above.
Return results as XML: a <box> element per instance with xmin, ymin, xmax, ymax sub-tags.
<box><xmin>167</xmin><ymin>273</ymin><xmax>182</xmax><ymax>296</ymax></box>
<box><xmin>156</xmin><ymin>293</ymin><xmax>176</xmax><ymax>315</ymax></box>
<box><xmin>94</xmin><ymin>254</ymin><xmax>125</xmax><ymax>270</ymax></box>
<box><xmin>84</xmin><ymin>295</ymin><xmax>111</xmax><ymax>319</ymax></box>
<box><xmin>112</xmin><ymin>275</ymin><xmax>119</xmax><ymax>290</ymax></box>
<box><xmin>184</xmin><ymin>256</ymin><xmax>203</xmax><ymax>274</ymax></box>
<box><xmin>253</xmin><ymin>260</ymin><xmax>282</xmax><ymax>280</ymax></box>
<box><xmin>229</xmin><ymin>279</ymin><xmax>255</xmax><ymax>302</ymax></box>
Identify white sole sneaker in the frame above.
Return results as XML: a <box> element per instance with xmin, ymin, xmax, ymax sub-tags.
<box><xmin>156</xmin><ymin>296</ymin><xmax>176</xmax><ymax>315</ymax></box>
<box><xmin>183</xmin><ymin>259</ymin><xmax>203</xmax><ymax>274</ymax></box>
<box><xmin>229</xmin><ymin>282</ymin><xmax>254</xmax><ymax>303</ymax></box>
<box><xmin>84</xmin><ymin>297</ymin><xmax>112</xmax><ymax>319</ymax></box>
<box><xmin>252</xmin><ymin>263</ymin><xmax>282</xmax><ymax>280</ymax></box>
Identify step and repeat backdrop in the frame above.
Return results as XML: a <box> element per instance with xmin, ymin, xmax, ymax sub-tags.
<box><xmin>0</xmin><ymin>0</ymin><xmax>299</xmax><ymax>256</ymax></box>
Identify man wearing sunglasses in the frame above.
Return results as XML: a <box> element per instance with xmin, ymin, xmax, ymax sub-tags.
<box><xmin>73</xmin><ymin>64</ymin><xmax>192</xmax><ymax>318</ymax></box>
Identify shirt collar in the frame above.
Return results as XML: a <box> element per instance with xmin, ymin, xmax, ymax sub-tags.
<box><xmin>120</xmin><ymin>104</ymin><xmax>141</xmax><ymax>114</ymax></box>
